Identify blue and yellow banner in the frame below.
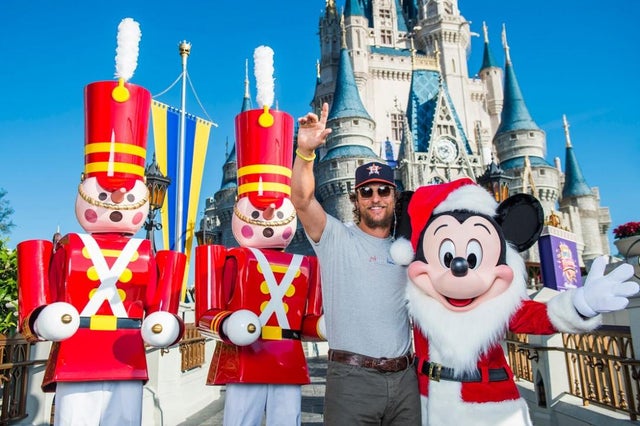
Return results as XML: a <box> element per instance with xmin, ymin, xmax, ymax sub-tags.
<box><xmin>151</xmin><ymin>100</ymin><xmax>212</xmax><ymax>293</ymax></box>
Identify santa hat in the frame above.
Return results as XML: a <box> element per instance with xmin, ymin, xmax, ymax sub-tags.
<box><xmin>390</xmin><ymin>178</ymin><xmax>500</xmax><ymax>265</ymax></box>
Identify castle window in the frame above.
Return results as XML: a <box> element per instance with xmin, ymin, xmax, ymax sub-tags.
<box><xmin>390</xmin><ymin>113</ymin><xmax>404</xmax><ymax>141</ymax></box>
<box><xmin>379</xmin><ymin>8</ymin><xmax>391</xmax><ymax>20</ymax></box>
<box><xmin>510</xmin><ymin>134</ymin><xmax>517</xmax><ymax>140</ymax></box>
<box><xmin>380</xmin><ymin>29</ymin><xmax>393</xmax><ymax>45</ymax></box>
<box><xmin>331</xmin><ymin>160</ymin><xmax>339</xmax><ymax>170</ymax></box>
<box><xmin>529</xmin><ymin>132</ymin><xmax>535</xmax><ymax>138</ymax></box>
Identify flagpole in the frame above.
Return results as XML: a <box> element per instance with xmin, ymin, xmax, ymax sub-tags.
<box><xmin>176</xmin><ymin>41</ymin><xmax>191</xmax><ymax>252</ymax></box>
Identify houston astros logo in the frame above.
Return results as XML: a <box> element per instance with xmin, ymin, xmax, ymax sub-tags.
<box><xmin>367</xmin><ymin>164</ymin><xmax>381</xmax><ymax>175</ymax></box>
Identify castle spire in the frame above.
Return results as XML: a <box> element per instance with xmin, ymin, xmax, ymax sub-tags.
<box><xmin>561</xmin><ymin>115</ymin><xmax>591</xmax><ymax>197</ymax></box>
<box><xmin>479</xmin><ymin>21</ymin><xmax>499</xmax><ymax>71</ymax></box>
<box><xmin>327</xmin><ymin>45</ymin><xmax>371</xmax><ymax>121</ymax></box>
<box><xmin>344</xmin><ymin>0</ymin><xmax>364</xmax><ymax>17</ymax></box>
<box><xmin>241</xmin><ymin>58</ymin><xmax>252</xmax><ymax>112</ymax></box>
<box><xmin>496</xmin><ymin>24</ymin><xmax>539</xmax><ymax>133</ymax></box>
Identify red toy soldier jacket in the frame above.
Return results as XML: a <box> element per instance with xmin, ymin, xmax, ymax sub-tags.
<box><xmin>195</xmin><ymin>245</ymin><xmax>323</xmax><ymax>385</ymax></box>
<box><xmin>18</xmin><ymin>233</ymin><xmax>185</xmax><ymax>391</ymax></box>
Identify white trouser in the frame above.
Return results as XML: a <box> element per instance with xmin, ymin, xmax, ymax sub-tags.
<box><xmin>54</xmin><ymin>381</ymin><xmax>143</xmax><ymax>426</ymax></box>
<box><xmin>223</xmin><ymin>383</ymin><xmax>301</xmax><ymax>426</ymax></box>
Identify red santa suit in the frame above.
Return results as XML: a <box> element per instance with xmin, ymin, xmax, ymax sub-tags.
<box><xmin>409</xmin><ymin>284</ymin><xmax>599</xmax><ymax>426</ymax></box>
<box><xmin>389</xmin><ymin>179</ymin><xmax>630</xmax><ymax>426</ymax></box>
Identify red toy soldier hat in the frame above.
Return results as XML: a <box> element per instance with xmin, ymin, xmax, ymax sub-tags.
<box><xmin>83</xmin><ymin>80</ymin><xmax>151</xmax><ymax>192</ymax></box>
<box><xmin>235</xmin><ymin>107</ymin><xmax>294</xmax><ymax>210</ymax></box>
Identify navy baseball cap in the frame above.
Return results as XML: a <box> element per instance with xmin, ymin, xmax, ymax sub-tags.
<box><xmin>355</xmin><ymin>162</ymin><xmax>396</xmax><ymax>188</ymax></box>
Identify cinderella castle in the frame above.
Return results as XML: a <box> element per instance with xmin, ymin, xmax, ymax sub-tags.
<box><xmin>199</xmin><ymin>0</ymin><xmax>612</xmax><ymax>278</ymax></box>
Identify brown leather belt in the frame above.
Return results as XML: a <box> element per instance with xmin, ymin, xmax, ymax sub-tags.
<box><xmin>328</xmin><ymin>349</ymin><xmax>413</xmax><ymax>373</ymax></box>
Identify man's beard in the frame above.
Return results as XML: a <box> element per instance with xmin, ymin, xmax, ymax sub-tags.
<box><xmin>360</xmin><ymin>206</ymin><xmax>393</xmax><ymax>229</ymax></box>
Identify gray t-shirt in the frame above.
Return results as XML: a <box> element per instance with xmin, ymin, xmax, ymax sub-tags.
<box><xmin>309</xmin><ymin>215</ymin><xmax>412</xmax><ymax>358</ymax></box>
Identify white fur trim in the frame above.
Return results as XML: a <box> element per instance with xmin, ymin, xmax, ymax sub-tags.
<box><xmin>427</xmin><ymin>387</ymin><xmax>532</xmax><ymax>426</ymax></box>
<box><xmin>434</xmin><ymin>184</ymin><xmax>498</xmax><ymax>217</ymax></box>
<box><xmin>407</xmin><ymin>246</ymin><xmax>528</xmax><ymax>374</ymax></box>
<box><xmin>390</xmin><ymin>237</ymin><xmax>414</xmax><ymax>265</ymax></box>
<box><xmin>547</xmin><ymin>289</ymin><xmax>602</xmax><ymax>333</ymax></box>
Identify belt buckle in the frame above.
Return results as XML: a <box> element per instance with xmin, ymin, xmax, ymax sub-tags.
<box><xmin>428</xmin><ymin>362</ymin><xmax>442</xmax><ymax>382</ymax></box>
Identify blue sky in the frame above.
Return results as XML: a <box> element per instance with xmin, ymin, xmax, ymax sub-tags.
<box><xmin>1</xmin><ymin>1</ymin><xmax>639</xmax><ymax>268</ymax></box>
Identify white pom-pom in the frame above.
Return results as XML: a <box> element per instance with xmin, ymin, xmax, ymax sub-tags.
<box><xmin>254</xmin><ymin>45</ymin><xmax>275</xmax><ymax>108</ymax></box>
<box><xmin>390</xmin><ymin>237</ymin><xmax>415</xmax><ymax>266</ymax></box>
<box><xmin>115</xmin><ymin>18</ymin><xmax>142</xmax><ymax>81</ymax></box>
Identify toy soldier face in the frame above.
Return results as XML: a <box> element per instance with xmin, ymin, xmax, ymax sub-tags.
<box><xmin>231</xmin><ymin>197</ymin><xmax>297</xmax><ymax>249</ymax></box>
<box><xmin>75</xmin><ymin>177</ymin><xmax>150</xmax><ymax>235</ymax></box>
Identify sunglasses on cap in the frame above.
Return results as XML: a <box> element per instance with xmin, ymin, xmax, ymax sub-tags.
<box><xmin>357</xmin><ymin>185</ymin><xmax>393</xmax><ymax>199</ymax></box>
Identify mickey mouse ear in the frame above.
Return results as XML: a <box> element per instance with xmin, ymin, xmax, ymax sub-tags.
<box><xmin>496</xmin><ymin>193</ymin><xmax>544</xmax><ymax>252</ymax></box>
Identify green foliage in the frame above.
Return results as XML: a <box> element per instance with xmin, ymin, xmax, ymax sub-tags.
<box><xmin>0</xmin><ymin>188</ymin><xmax>15</xmax><ymax>236</ymax></box>
<box><xmin>0</xmin><ymin>239</ymin><xmax>18</xmax><ymax>336</ymax></box>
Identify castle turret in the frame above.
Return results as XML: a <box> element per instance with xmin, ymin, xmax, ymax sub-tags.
<box><xmin>478</xmin><ymin>22</ymin><xmax>504</xmax><ymax>135</ymax></box>
<box><xmin>317</xmin><ymin>34</ymin><xmax>378</xmax><ymax>223</ymax></box>
<box><xmin>558</xmin><ymin>114</ymin><xmax>611</xmax><ymax>260</ymax></box>
<box><xmin>493</xmin><ymin>25</ymin><xmax>560</xmax><ymax>215</ymax></box>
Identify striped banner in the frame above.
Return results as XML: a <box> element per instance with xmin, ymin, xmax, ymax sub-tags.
<box><xmin>151</xmin><ymin>100</ymin><xmax>212</xmax><ymax>294</ymax></box>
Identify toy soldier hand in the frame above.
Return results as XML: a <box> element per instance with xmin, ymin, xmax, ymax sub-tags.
<box><xmin>34</xmin><ymin>302</ymin><xmax>80</xmax><ymax>342</ymax></box>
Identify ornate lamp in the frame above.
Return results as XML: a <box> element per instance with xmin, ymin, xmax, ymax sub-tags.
<box><xmin>477</xmin><ymin>157</ymin><xmax>512</xmax><ymax>203</ymax></box>
<box><xmin>144</xmin><ymin>153</ymin><xmax>171</xmax><ymax>251</ymax></box>
<box><xmin>195</xmin><ymin>216</ymin><xmax>217</xmax><ymax>246</ymax></box>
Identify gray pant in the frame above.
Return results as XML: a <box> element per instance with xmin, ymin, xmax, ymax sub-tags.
<box><xmin>323</xmin><ymin>360</ymin><xmax>421</xmax><ymax>425</ymax></box>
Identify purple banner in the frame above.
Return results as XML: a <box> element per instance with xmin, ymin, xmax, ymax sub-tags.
<box><xmin>538</xmin><ymin>226</ymin><xmax>582</xmax><ymax>291</ymax></box>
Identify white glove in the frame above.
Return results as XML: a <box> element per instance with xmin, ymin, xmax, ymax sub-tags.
<box><xmin>141</xmin><ymin>311</ymin><xmax>181</xmax><ymax>348</ymax></box>
<box><xmin>572</xmin><ymin>256</ymin><xmax>638</xmax><ymax>317</ymax></box>
<box><xmin>222</xmin><ymin>309</ymin><xmax>261</xmax><ymax>346</ymax></box>
<box><xmin>34</xmin><ymin>302</ymin><xmax>80</xmax><ymax>341</ymax></box>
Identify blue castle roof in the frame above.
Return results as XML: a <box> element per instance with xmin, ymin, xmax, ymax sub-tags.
<box><xmin>496</xmin><ymin>60</ymin><xmax>540</xmax><ymax>133</ymax></box>
<box><xmin>328</xmin><ymin>48</ymin><xmax>372</xmax><ymax>121</ymax></box>
<box><xmin>562</xmin><ymin>145</ymin><xmax>592</xmax><ymax>197</ymax></box>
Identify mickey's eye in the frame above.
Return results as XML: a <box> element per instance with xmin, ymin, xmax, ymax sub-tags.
<box><xmin>439</xmin><ymin>239</ymin><xmax>455</xmax><ymax>268</ymax></box>
<box><xmin>276</xmin><ymin>211</ymin><xmax>284</xmax><ymax>219</ymax></box>
<box><xmin>251</xmin><ymin>211</ymin><xmax>260</xmax><ymax>219</ymax></box>
<box><xmin>127</xmin><ymin>194</ymin><xmax>135</xmax><ymax>202</ymax></box>
<box><xmin>98</xmin><ymin>192</ymin><xmax>108</xmax><ymax>201</ymax></box>
<box><xmin>466</xmin><ymin>240</ymin><xmax>482</xmax><ymax>269</ymax></box>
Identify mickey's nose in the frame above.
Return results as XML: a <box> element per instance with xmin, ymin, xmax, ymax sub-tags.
<box><xmin>451</xmin><ymin>257</ymin><xmax>469</xmax><ymax>277</ymax></box>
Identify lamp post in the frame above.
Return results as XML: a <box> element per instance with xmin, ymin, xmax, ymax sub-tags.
<box><xmin>195</xmin><ymin>216</ymin><xmax>216</xmax><ymax>246</ymax></box>
<box><xmin>477</xmin><ymin>157</ymin><xmax>512</xmax><ymax>203</ymax></box>
<box><xmin>144</xmin><ymin>153</ymin><xmax>171</xmax><ymax>252</ymax></box>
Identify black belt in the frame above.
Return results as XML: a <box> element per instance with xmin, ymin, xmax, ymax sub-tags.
<box><xmin>282</xmin><ymin>329</ymin><xmax>301</xmax><ymax>340</ymax></box>
<box><xmin>328</xmin><ymin>349</ymin><xmax>413</xmax><ymax>373</ymax></box>
<box><xmin>79</xmin><ymin>316</ymin><xmax>142</xmax><ymax>330</ymax></box>
<box><xmin>418</xmin><ymin>360</ymin><xmax>509</xmax><ymax>382</ymax></box>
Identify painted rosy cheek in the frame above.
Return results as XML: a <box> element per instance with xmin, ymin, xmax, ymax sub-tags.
<box><xmin>84</xmin><ymin>209</ymin><xmax>98</xmax><ymax>223</ymax></box>
<box><xmin>282</xmin><ymin>227</ymin><xmax>292</xmax><ymax>240</ymax></box>
<box><xmin>241</xmin><ymin>225</ymin><xmax>254</xmax><ymax>239</ymax></box>
<box><xmin>132</xmin><ymin>212</ymin><xmax>144</xmax><ymax>225</ymax></box>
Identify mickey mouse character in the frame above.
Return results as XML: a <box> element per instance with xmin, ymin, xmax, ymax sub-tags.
<box><xmin>391</xmin><ymin>178</ymin><xmax>638</xmax><ymax>426</ymax></box>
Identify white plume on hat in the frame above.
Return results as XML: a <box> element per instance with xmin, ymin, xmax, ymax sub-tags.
<box><xmin>254</xmin><ymin>45</ymin><xmax>275</xmax><ymax>108</ymax></box>
<box><xmin>115</xmin><ymin>18</ymin><xmax>142</xmax><ymax>81</ymax></box>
